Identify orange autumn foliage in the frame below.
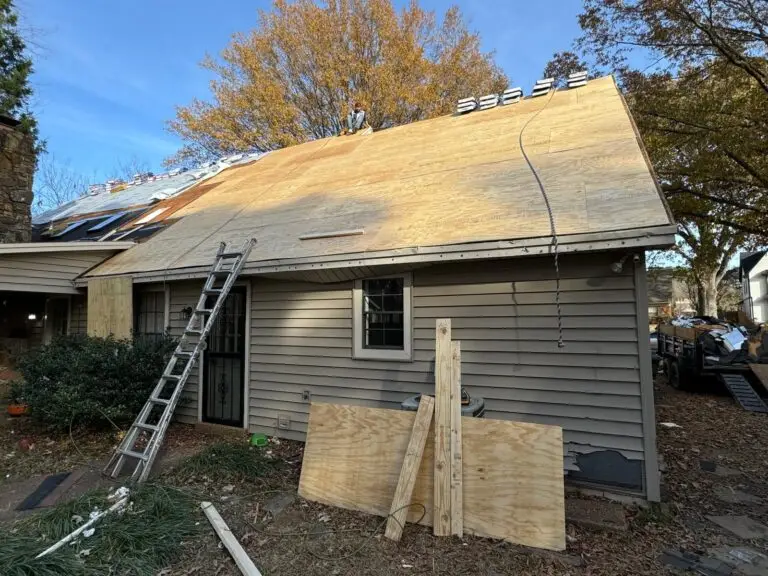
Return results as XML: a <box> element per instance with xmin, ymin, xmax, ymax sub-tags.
<box><xmin>166</xmin><ymin>0</ymin><xmax>507</xmax><ymax>166</ymax></box>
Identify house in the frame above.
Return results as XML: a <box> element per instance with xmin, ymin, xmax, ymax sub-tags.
<box><xmin>740</xmin><ymin>250</ymin><xmax>768</xmax><ymax>324</ymax></box>
<box><xmin>21</xmin><ymin>75</ymin><xmax>676</xmax><ymax>500</ymax></box>
<box><xmin>0</xmin><ymin>155</ymin><xmax>260</xmax><ymax>358</ymax></box>
<box><xmin>646</xmin><ymin>268</ymin><xmax>695</xmax><ymax>321</ymax></box>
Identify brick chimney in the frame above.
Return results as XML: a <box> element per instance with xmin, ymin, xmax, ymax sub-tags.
<box><xmin>0</xmin><ymin>115</ymin><xmax>35</xmax><ymax>243</ymax></box>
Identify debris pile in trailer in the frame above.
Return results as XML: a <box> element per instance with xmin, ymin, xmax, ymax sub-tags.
<box><xmin>298</xmin><ymin>319</ymin><xmax>566</xmax><ymax>552</ymax></box>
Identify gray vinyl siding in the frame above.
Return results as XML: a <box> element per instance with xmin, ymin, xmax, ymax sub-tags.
<box><xmin>247</xmin><ymin>253</ymin><xmax>646</xmax><ymax>469</ymax></box>
<box><xmin>168</xmin><ymin>281</ymin><xmax>201</xmax><ymax>424</ymax></box>
<box><xmin>0</xmin><ymin>252</ymin><xmax>112</xmax><ymax>294</ymax></box>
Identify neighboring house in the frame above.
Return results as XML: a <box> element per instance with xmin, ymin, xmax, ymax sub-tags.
<box><xmin>4</xmin><ymin>75</ymin><xmax>676</xmax><ymax>500</ymax></box>
<box><xmin>0</xmin><ymin>242</ymin><xmax>134</xmax><ymax>357</ymax></box>
<box><xmin>646</xmin><ymin>269</ymin><xmax>695</xmax><ymax>320</ymax></box>
<box><xmin>740</xmin><ymin>250</ymin><xmax>768</xmax><ymax>324</ymax></box>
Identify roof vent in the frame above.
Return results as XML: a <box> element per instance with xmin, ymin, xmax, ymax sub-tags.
<box><xmin>567</xmin><ymin>71</ymin><xmax>588</xmax><ymax>89</ymax></box>
<box><xmin>456</xmin><ymin>96</ymin><xmax>478</xmax><ymax>114</ymax></box>
<box><xmin>478</xmin><ymin>93</ymin><xmax>499</xmax><ymax>111</ymax></box>
<box><xmin>531</xmin><ymin>78</ymin><xmax>554</xmax><ymax>98</ymax></box>
<box><xmin>500</xmin><ymin>87</ymin><xmax>523</xmax><ymax>105</ymax></box>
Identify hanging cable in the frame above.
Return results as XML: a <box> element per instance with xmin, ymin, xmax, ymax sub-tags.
<box><xmin>518</xmin><ymin>89</ymin><xmax>565</xmax><ymax>348</ymax></box>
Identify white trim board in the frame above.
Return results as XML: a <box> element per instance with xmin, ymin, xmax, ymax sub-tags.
<box><xmin>78</xmin><ymin>226</ymin><xmax>677</xmax><ymax>286</ymax></box>
<box><xmin>0</xmin><ymin>242</ymin><xmax>135</xmax><ymax>255</ymax></box>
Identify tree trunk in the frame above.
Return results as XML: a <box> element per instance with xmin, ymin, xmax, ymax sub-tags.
<box><xmin>697</xmin><ymin>270</ymin><xmax>719</xmax><ymax>317</ymax></box>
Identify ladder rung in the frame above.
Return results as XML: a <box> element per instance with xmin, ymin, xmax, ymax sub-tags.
<box><xmin>196</xmin><ymin>308</ymin><xmax>213</xmax><ymax>314</ymax></box>
<box><xmin>185</xmin><ymin>329</ymin><xmax>202</xmax><ymax>336</ymax></box>
<box><xmin>150</xmin><ymin>397</ymin><xmax>170</xmax><ymax>405</ymax></box>
<box><xmin>121</xmin><ymin>449</ymin><xmax>149</xmax><ymax>461</ymax></box>
<box><xmin>134</xmin><ymin>422</ymin><xmax>159</xmax><ymax>432</ymax></box>
<box><xmin>219</xmin><ymin>252</ymin><xmax>243</xmax><ymax>259</ymax></box>
<box><xmin>161</xmin><ymin>374</ymin><xmax>181</xmax><ymax>381</ymax></box>
<box><xmin>174</xmin><ymin>350</ymin><xmax>194</xmax><ymax>358</ymax></box>
<box><xmin>212</xmin><ymin>270</ymin><xmax>232</xmax><ymax>277</ymax></box>
<box><xmin>204</xmin><ymin>289</ymin><xmax>223</xmax><ymax>295</ymax></box>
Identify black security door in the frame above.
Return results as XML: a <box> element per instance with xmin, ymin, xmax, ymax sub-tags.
<box><xmin>202</xmin><ymin>287</ymin><xmax>245</xmax><ymax>426</ymax></box>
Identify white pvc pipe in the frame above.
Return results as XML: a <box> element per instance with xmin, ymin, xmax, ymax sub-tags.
<box><xmin>36</xmin><ymin>497</ymin><xmax>129</xmax><ymax>559</ymax></box>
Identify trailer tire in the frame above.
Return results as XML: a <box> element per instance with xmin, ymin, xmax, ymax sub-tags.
<box><xmin>667</xmin><ymin>359</ymin><xmax>683</xmax><ymax>390</ymax></box>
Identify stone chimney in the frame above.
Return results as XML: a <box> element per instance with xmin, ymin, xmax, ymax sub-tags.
<box><xmin>0</xmin><ymin>115</ymin><xmax>35</xmax><ymax>243</ymax></box>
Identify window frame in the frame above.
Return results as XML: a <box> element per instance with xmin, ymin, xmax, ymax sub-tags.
<box><xmin>353</xmin><ymin>272</ymin><xmax>412</xmax><ymax>361</ymax></box>
<box><xmin>133</xmin><ymin>286</ymin><xmax>170</xmax><ymax>341</ymax></box>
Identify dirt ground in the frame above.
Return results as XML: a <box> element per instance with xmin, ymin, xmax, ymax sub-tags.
<box><xmin>163</xmin><ymin>376</ymin><xmax>768</xmax><ymax>576</ymax></box>
<box><xmin>3</xmin><ymin>372</ymin><xmax>768</xmax><ymax>575</ymax></box>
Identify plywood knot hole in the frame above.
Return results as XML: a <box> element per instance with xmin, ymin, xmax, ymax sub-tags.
<box><xmin>436</xmin><ymin>462</ymin><xmax>444</xmax><ymax>471</ymax></box>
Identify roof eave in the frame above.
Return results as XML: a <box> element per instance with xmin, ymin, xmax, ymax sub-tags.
<box><xmin>0</xmin><ymin>241</ymin><xmax>136</xmax><ymax>255</ymax></box>
<box><xmin>76</xmin><ymin>224</ymin><xmax>676</xmax><ymax>286</ymax></box>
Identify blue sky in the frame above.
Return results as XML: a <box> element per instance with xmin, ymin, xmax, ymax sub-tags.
<box><xmin>19</xmin><ymin>0</ymin><xmax>586</xmax><ymax>182</ymax></box>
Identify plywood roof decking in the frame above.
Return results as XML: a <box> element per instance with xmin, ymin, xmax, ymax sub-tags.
<box><xmin>88</xmin><ymin>75</ymin><xmax>672</xmax><ymax>278</ymax></box>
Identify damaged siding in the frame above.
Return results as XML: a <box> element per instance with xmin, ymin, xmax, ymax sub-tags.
<box><xmin>247</xmin><ymin>253</ymin><xmax>649</xmax><ymax>494</ymax></box>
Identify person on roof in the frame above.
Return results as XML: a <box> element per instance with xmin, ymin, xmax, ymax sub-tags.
<box><xmin>344</xmin><ymin>102</ymin><xmax>367</xmax><ymax>135</ymax></box>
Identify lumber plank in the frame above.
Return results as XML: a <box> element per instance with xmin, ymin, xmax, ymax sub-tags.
<box><xmin>385</xmin><ymin>395</ymin><xmax>435</xmax><ymax>542</ymax></box>
<box><xmin>299</xmin><ymin>402</ymin><xmax>565</xmax><ymax>551</ymax></box>
<box><xmin>434</xmin><ymin>318</ymin><xmax>452</xmax><ymax>536</ymax></box>
<box><xmin>451</xmin><ymin>340</ymin><xmax>463</xmax><ymax>537</ymax></box>
<box><xmin>201</xmin><ymin>502</ymin><xmax>263</xmax><ymax>576</ymax></box>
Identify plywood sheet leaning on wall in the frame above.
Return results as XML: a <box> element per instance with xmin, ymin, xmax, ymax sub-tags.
<box><xmin>87</xmin><ymin>277</ymin><xmax>133</xmax><ymax>339</ymax></box>
<box><xmin>299</xmin><ymin>402</ymin><xmax>565</xmax><ymax>551</ymax></box>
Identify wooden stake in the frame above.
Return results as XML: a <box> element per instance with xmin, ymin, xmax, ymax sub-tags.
<box><xmin>434</xmin><ymin>318</ymin><xmax>452</xmax><ymax>536</ymax></box>
<box><xmin>385</xmin><ymin>395</ymin><xmax>435</xmax><ymax>542</ymax></box>
<box><xmin>201</xmin><ymin>502</ymin><xmax>263</xmax><ymax>576</ymax></box>
<box><xmin>450</xmin><ymin>340</ymin><xmax>463</xmax><ymax>537</ymax></box>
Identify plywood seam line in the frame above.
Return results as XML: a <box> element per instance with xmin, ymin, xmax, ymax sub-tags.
<box><xmin>161</xmin><ymin>140</ymin><xmax>333</xmax><ymax>274</ymax></box>
<box><xmin>518</xmin><ymin>88</ymin><xmax>564</xmax><ymax>349</ymax></box>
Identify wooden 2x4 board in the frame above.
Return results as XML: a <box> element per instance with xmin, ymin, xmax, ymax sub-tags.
<box><xmin>298</xmin><ymin>402</ymin><xmax>565</xmax><ymax>551</ymax></box>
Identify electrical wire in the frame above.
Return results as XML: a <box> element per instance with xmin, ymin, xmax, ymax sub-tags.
<box><xmin>518</xmin><ymin>89</ymin><xmax>565</xmax><ymax>348</ymax></box>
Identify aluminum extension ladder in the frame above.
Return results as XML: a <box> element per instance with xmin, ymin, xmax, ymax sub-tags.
<box><xmin>104</xmin><ymin>238</ymin><xmax>256</xmax><ymax>483</ymax></box>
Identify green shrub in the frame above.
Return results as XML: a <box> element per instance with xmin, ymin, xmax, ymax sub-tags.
<box><xmin>7</xmin><ymin>379</ymin><xmax>24</xmax><ymax>403</ymax></box>
<box><xmin>18</xmin><ymin>334</ymin><xmax>177</xmax><ymax>431</ymax></box>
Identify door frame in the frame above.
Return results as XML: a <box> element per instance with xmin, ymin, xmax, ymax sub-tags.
<box><xmin>197</xmin><ymin>279</ymin><xmax>250</xmax><ymax>429</ymax></box>
<box><xmin>43</xmin><ymin>296</ymin><xmax>70</xmax><ymax>344</ymax></box>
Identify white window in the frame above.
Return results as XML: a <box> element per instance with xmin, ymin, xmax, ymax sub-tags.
<box><xmin>353</xmin><ymin>273</ymin><xmax>412</xmax><ymax>361</ymax></box>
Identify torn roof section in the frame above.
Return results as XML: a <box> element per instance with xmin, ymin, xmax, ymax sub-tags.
<box><xmin>87</xmin><ymin>75</ymin><xmax>675</xmax><ymax>280</ymax></box>
<box><xmin>32</xmin><ymin>154</ymin><xmax>262</xmax><ymax>244</ymax></box>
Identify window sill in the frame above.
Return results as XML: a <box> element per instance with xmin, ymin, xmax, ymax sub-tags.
<box><xmin>353</xmin><ymin>348</ymin><xmax>413</xmax><ymax>362</ymax></box>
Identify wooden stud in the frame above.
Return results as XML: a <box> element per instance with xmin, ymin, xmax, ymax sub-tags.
<box><xmin>385</xmin><ymin>395</ymin><xmax>435</xmax><ymax>542</ymax></box>
<box><xmin>434</xmin><ymin>318</ymin><xmax>452</xmax><ymax>536</ymax></box>
<box><xmin>450</xmin><ymin>340</ymin><xmax>463</xmax><ymax>537</ymax></box>
<box><xmin>201</xmin><ymin>502</ymin><xmax>263</xmax><ymax>576</ymax></box>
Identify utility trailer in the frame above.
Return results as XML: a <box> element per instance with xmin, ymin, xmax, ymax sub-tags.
<box><xmin>658</xmin><ymin>323</ymin><xmax>768</xmax><ymax>413</ymax></box>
